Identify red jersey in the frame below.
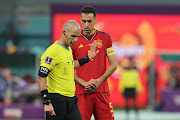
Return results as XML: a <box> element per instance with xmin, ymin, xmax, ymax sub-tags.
<box><xmin>71</xmin><ymin>30</ymin><xmax>114</xmax><ymax>94</ymax></box>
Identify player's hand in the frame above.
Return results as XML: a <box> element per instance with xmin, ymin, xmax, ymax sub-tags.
<box><xmin>84</xmin><ymin>79</ymin><xmax>100</xmax><ymax>92</ymax></box>
<box><xmin>84</xmin><ymin>80</ymin><xmax>96</xmax><ymax>92</ymax></box>
<box><xmin>84</xmin><ymin>85</ymin><xmax>95</xmax><ymax>92</ymax></box>
<box><xmin>44</xmin><ymin>104</ymin><xmax>56</xmax><ymax>116</ymax></box>
<box><xmin>88</xmin><ymin>41</ymin><xmax>99</xmax><ymax>60</ymax></box>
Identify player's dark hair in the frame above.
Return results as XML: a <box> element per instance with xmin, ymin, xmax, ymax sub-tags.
<box><xmin>81</xmin><ymin>6</ymin><xmax>96</xmax><ymax>17</ymax></box>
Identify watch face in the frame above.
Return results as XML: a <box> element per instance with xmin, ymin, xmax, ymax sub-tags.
<box><xmin>46</xmin><ymin>101</ymin><xmax>50</xmax><ymax>105</ymax></box>
<box><xmin>44</xmin><ymin>100</ymin><xmax>50</xmax><ymax>105</ymax></box>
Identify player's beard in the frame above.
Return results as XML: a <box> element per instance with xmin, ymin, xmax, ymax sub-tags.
<box><xmin>84</xmin><ymin>27</ymin><xmax>93</xmax><ymax>35</ymax></box>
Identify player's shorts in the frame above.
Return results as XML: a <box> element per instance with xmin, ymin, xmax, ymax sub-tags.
<box><xmin>46</xmin><ymin>93</ymin><xmax>82</xmax><ymax>120</ymax></box>
<box><xmin>123</xmin><ymin>88</ymin><xmax>136</xmax><ymax>98</ymax></box>
<box><xmin>76</xmin><ymin>92</ymin><xmax>114</xmax><ymax>120</ymax></box>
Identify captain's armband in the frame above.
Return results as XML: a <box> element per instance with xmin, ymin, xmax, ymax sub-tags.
<box><xmin>106</xmin><ymin>47</ymin><xmax>115</xmax><ymax>56</ymax></box>
<box><xmin>38</xmin><ymin>66</ymin><xmax>50</xmax><ymax>77</ymax></box>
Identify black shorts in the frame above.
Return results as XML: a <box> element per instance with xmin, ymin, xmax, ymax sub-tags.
<box><xmin>123</xmin><ymin>88</ymin><xmax>136</xmax><ymax>98</ymax></box>
<box><xmin>46</xmin><ymin>93</ymin><xmax>82</xmax><ymax>120</ymax></box>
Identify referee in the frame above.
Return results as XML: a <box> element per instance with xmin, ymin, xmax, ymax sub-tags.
<box><xmin>37</xmin><ymin>20</ymin><xmax>99</xmax><ymax>120</ymax></box>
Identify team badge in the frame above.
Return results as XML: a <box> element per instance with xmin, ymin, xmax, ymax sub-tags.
<box><xmin>96</xmin><ymin>39</ymin><xmax>103</xmax><ymax>48</ymax></box>
<box><xmin>45</xmin><ymin>57</ymin><xmax>52</xmax><ymax>65</ymax></box>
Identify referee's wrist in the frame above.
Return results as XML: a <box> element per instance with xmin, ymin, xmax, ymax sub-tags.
<box><xmin>40</xmin><ymin>89</ymin><xmax>50</xmax><ymax>102</ymax></box>
<box><xmin>78</xmin><ymin>56</ymin><xmax>90</xmax><ymax>66</ymax></box>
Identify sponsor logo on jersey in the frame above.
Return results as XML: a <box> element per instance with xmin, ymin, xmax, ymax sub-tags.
<box><xmin>45</xmin><ymin>57</ymin><xmax>52</xmax><ymax>65</ymax></box>
<box><xmin>78</xmin><ymin>44</ymin><xmax>84</xmax><ymax>48</ymax></box>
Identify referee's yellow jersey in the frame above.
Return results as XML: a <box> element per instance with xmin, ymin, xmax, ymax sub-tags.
<box><xmin>118</xmin><ymin>69</ymin><xmax>143</xmax><ymax>93</ymax></box>
<box><xmin>40</xmin><ymin>42</ymin><xmax>75</xmax><ymax>97</ymax></box>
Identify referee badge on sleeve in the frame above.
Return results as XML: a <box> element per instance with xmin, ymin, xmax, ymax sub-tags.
<box><xmin>45</xmin><ymin>56</ymin><xmax>52</xmax><ymax>65</ymax></box>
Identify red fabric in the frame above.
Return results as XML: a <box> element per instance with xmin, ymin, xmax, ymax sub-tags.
<box><xmin>76</xmin><ymin>93</ymin><xmax>114</xmax><ymax>120</ymax></box>
<box><xmin>71</xmin><ymin>30</ymin><xmax>112</xmax><ymax>94</ymax></box>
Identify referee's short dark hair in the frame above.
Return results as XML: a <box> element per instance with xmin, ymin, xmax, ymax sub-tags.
<box><xmin>81</xmin><ymin>6</ymin><xmax>96</xmax><ymax>17</ymax></box>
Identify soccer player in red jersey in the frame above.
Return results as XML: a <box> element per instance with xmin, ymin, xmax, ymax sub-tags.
<box><xmin>71</xmin><ymin>6</ymin><xmax>117</xmax><ymax>120</ymax></box>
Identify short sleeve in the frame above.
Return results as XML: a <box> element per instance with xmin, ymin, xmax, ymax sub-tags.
<box><xmin>106</xmin><ymin>34</ymin><xmax>115</xmax><ymax>56</ymax></box>
<box><xmin>106</xmin><ymin>33</ymin><xmax>113</xmax><ymax>48</ymax></box>
<box><xmin>40</xmin><ymin>48</ymin><xmax>57</xmax><ymax>71</ymax></box>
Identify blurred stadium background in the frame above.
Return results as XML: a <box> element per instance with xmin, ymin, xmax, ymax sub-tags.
<box><xmin>0</xmin><ymin>0</ymin><xmax>180</xmax><ymax>120</ymax></box>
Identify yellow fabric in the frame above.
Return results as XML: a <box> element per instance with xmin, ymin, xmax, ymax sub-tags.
<box><xmin>118</xmin><ymin>69</ymin><xmax>143</xmax><ymax>93</ymax></box>
<box><xmin>40</xmin><ymin>43</ymin><xmax>75</xmax><ymax>97</ymax></box>
<box><xmin>106</xmin><ymin>47</ymin><xmax>115</xmax><ymax>56</ymax></box>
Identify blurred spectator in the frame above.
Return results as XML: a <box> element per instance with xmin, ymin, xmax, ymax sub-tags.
<box><xmin>0</xmin><ymin>64</ymin><xmax>25</xmax><ymax>105</ymax></box>
<box><xmin>20</xmin><ymin>73</ymin><xmax>41</xmax><ymax>104</ymax></box>
<box><xmin>0</xmin><ymin>74</ymin><xmax>8</xmax><ymax>104</ymax></box>
<box><xmin>168</xmin><ymin>63</ymin><xmax>180</xmax><ymax>89</ymax></box>
<box><xmin>118</xmin><ymin>56</ymin><xmax>143</xmax><ymax>120</ymax></box>
<box><xmin>22</xmin><ymin>73</ymin><xmax>36</xmax><ymax>84</ymax></box>
<box><xmin>154</xmin><ymin>60</ymin><xmax>170</xmax><ymax>111</ymax></box>
<box><xmin>0</xmin><ymin>65</ymin><xmax>40</xmax><ymax>105</ymax></box>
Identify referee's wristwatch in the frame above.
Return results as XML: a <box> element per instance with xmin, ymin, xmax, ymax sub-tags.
<box><xmin>43</xmin><ymin>100</ymin><xmax>51</xmax><ymax>105</ymax></box>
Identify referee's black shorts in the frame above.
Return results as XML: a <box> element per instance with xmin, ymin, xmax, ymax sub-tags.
<box><xmin>46</xmin><ymin>93</ymin><xmax>82</xmax><ymax>120</ymax></box>
<box><xmin>123</xmin><ymin>88</ymin><xmax>136</xmax><ymax>99</ymax></box>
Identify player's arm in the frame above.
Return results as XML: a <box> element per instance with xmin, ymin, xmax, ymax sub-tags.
<box><xmin>74</xmin><ymin>73</ymin><xmax>86</xmax><ymax>86</ymax></box>
<box><xmin>74</xmin><ymin>41</ymin><xmax>99</xmax><ymax>69</ymax></box>
<box><xmin>74</xmin><ymin>73</ymin><xmax>96</xmax><ymax>91</ymax></box>
<box><xmin>37</xmin><ymin>67</ymin><xmax>56</xmax><ymax>116</ymax></box>
<box><xmin>85</xmin><ymin>54</ymin><xmax>117</xmax><ymax>91</ymax></box>
<box><xmin>97</xmin><ymin>54</ymin><xmax>117</xmax><ymax>84</ymax></box>
<box><xmin>90</xmin><ymin>36</ymin><xmax>117</xmax><ymax>89</ymax></box>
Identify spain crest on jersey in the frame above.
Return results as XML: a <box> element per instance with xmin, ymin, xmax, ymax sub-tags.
<box><xmin>96</xmin><ymin>39</ymin><xmax>103</xmax><ymax>48</ymax></box>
